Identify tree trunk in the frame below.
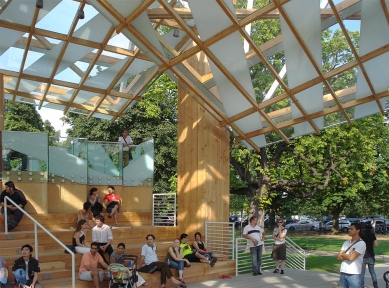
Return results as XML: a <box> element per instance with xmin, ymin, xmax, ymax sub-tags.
<box><xmin>331</xmin><ymin>210</ymin><xmax>340</xmax><ymax>234</ymax></box>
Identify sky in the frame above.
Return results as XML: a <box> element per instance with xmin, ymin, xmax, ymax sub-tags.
<box><xmin>27</xmin><ymin>0</ymin><xmax>359</xmax><ymax>137</ymax></box>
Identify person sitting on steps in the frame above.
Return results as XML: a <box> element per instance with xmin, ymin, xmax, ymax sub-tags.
<box><xmin>78</xmin><ymin>202</ymin><xmax>95</xmax><ymax>229</ymax></box>
<box><xmin>180</xmin><ymin>234</ymin><xmax>217</xmax><ymax>267</ymax></box>
<box><xmin>138</xmin><ymin>234</ymin><xmax>183</xmax><ymax>288</ymax></box>
<box><xmin>88</xmin><ymin>187</ymin><xmax>103</xmax><ymax>218</ymax></box>
<box><xmin>0</xmin><ymin>181</ymin><xmax>27</xmax><ymax>231</ymax></box>
<box><xmin>104</xmin><ymin>185</ymin><xmax>121</xmax><ymax>227</ymax></box>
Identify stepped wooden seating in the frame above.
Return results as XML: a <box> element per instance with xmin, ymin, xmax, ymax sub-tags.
<box><xmin>0</xmin><ymin>212</ymin><xmax>235</xmax><ymax>287</ymax></box>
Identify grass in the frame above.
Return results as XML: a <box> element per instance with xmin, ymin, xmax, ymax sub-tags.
<box><xmin>289</xmin><ymin>234</ymin><xmax>389</xmax><ymax>255</ymax></box>
<box><xmin>306</xmin><ymin>255</ymin><xmax>385</xmax><ymax>273</ymax></box>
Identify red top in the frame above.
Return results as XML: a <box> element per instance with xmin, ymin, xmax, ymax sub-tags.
<box><xmin>104</xmin><ymin>193</ymin><xmax>121</xmax><ymax>203</ymax></box>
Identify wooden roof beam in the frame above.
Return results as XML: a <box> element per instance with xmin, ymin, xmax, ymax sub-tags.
<box><xmin>88</xmin><ymin>48</ymin><xmax>140</xmax><ymax>119</ymax></box>
<box><xmin>110</xmin><ymin>66</ymin><xmax>160</xmax><ymax>123</ymax></box>
<box><xmin>329</xmin><ymin>0</ymin><xmax>384</xmax><ymax>114</ymax></box>
<box><xmin>380</xmin><ymin>0</ymin><xmax>389</xmax><ymax>25</ymax></box>
<box><xmin>38</xmin><ymin>1</ymin><xmax>86</xmax><ymax>109</ymax></box>
<box><xmin>275</xmin><ymin>0</ymin><xmax>352</xmax><ymax>126</ymax></box>
<box><xmin>216</xmin><ymin>0</ymin><xmax>320</xmax><ymax>135</ymax></box>
<box><xmin>64</xmin><ymin>25</ymin><xmax>116</xmax><ymax>115</ymax></box>
<box><xmin>12</xmin><ymin>7</ymin><xmax>39</xmax><ymax>103</ymax></box>
<box><xmin>235</xmin><ymin>88</ymin><xmax>389</xmax><ymax>141</ymax></box>
<box><xmin>116</xmin><ymin>0</ymin><xmax>155</xmax><ymax>33</ymax></box>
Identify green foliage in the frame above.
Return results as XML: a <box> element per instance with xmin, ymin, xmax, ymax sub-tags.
<box><xmin>4</xmin><ymin>101</ymin><xmax>58</xmax><ymax>136</ymax></box>
<box><xmin>63</xmin><ymin>74</ymin><xmax>178</xmax><ymax>193</ymax></box>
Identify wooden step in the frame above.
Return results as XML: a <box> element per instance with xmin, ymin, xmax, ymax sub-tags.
<box><xmin>0</xmin><ymin>245</ymin><xmax>45</xmax><ymax>256</ymax></box>
<box><xmin>140</xmin><ymin>260</ymin><xmax>236</xmax><ymax>287</ymax></box>
<box><xmin>0</xmin><ymin>212</ymin><xmax>152</xmax><ymax>231</ymax></box>
<box><xmin>38</xmin><ymin>278</ymin><xmax>110</xmax><ymax>288</ymax></box>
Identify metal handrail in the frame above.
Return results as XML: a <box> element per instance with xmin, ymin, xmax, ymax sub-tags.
<box><xmin>4</xmin><ymin>196</ymin><xmax>76</xmax><ymax>288</ymax></box>
<box><xmin>235</xmin><ymin>235</ymin><xmax>306</xmax><ymax>275</ymax></box>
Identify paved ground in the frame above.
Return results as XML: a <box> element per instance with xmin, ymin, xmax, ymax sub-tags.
<box><xmin>185</xmin><ymin>263</ymin><xmax>389</xmax><ymax>288</ymax></box>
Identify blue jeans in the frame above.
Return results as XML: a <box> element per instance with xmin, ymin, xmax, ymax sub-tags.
<box><xmin>339</xmin><ymin>272</ymin><xmax>361</xmax><ymax>288</ymax></box>
<box><xmin>250</xmin><ymin>245</ymin><xmax>263</xmax><ymax>274</ymax></box>
<box><xmin>168</xmin><ymin>259</ymin><xmax>184</xmax><ymax>271</ymax></box>
<box><xmin>360</xmin><ymin>257</ymin><xmax>377</xmax><ymax>286</ymax></box>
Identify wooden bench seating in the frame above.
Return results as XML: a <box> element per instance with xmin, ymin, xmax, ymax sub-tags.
<box><xmin>0</xmin><ymin>213</ymin><xmax>235</xmax><ymax>287</ymax></box>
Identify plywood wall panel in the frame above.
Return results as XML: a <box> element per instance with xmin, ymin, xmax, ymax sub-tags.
<box><xmin>177</xmin><ymin>77</ymin><xmax>230</xmax><ymax>238</ymax></box>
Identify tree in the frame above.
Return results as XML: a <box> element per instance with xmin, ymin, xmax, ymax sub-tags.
<box><xmin>63</xmin><ymin>74</ymin><xmax>178</xmax><ymax>193</ymax></box>
<box><xmin>4</xmin><ymin>101</ymin><xmax>57</xmax><ymax>136</ymax></box>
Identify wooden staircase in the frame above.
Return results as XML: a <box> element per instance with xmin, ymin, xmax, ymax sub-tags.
<box><xmin>0</xmin><ymin>212</ymin><xmax>235</xmax><ymax>287</ymax></box>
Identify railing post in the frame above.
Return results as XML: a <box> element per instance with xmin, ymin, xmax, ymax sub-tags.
<box><xmin>34</xmin><ymin>222</ymin><xmax>38</xmax><ymax>260</ymax></box>
<box><xmin>4</xmin><ymin>197</ymin><xmax>8</xmax><ymax>234</ymax></box>
<box><xmin>3</xmin><ymin>196</ymin><xmax>76</xmax><ymax>288</ymax></box>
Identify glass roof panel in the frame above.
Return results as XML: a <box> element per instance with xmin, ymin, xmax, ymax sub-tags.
<box><xmin>36</xmin><ymin>0</ymin><xmax>79</xmax><ymax>34</ymax></box>
<box><xmin>0</xmin><ymin>47</ymin><xmax>24</xmax><ymax>72</ymax></box>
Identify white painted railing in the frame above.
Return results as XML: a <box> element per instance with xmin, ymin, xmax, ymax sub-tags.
<box><xmin>205</xmin><ymin>221</ymin><xmax>235</xmax><ymax>260</ymax></box>
<box><xmin>4</xmin><ymin>196</ymin><xmax>76</xmax><ymax>288</ymax></box>
<box><xmin>152</xmin><ymin>193</ymin><xmax>176</xmax><ymax>226</ymax></box>
<box><xmin>235</xmin><ymin>235</ymin><xmax>306</xmax><ymax>275</ymax></box>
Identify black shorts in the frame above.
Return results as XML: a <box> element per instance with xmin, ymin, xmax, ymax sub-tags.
<box><xmin>184</xmin><ymin>252</ymin><xmax>200</xmax><ymax>262</ymax></box>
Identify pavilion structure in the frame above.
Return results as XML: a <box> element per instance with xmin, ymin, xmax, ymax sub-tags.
<box><xmin>0</xmin><ymin>0</ymin><xmax>388</xmax><ymax>235</ymax></box>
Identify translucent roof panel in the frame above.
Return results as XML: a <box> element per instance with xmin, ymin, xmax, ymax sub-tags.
<box><xmin>0</xmin><ymin>0</ymin><xmax>388</xmax><ymax>151</ymax></box>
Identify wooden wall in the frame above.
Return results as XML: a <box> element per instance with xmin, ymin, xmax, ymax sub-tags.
<box><xmin>177</xmin><ymin>82</ymin><xmax>230</xmax><ymax>238</ymax></box>
<box><xmin>47</xmin><ymin>184</ymin><xmax>153</xmax><ymax>213</ymax></box>
<box><xmin>0</xmin><ymin>182</ymin><xmax>152</xmax><ymax>214</ymax></box>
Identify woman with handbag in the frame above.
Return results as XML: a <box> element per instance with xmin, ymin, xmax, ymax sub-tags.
<box><xmin>272</xmin><ymin>218</ymin><xmax>287</xmax><ymax>274</ymax></box>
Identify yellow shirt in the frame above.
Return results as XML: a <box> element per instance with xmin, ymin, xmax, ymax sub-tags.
<box><xmin>179</xmin><ymin>243</ymin><xmax>192</xmax><ymax>257</ymax></box>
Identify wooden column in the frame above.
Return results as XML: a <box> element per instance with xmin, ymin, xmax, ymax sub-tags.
<box><xmin>177</xmin><ymin>82</ymin><xmax>230</xmax><ymax>237</ymax></box>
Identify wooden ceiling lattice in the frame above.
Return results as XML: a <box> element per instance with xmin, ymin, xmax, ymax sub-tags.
<box><xmin>1</xmin><ymin>0</ymin><xmax>388</xmax><ymax>150</ymax></box>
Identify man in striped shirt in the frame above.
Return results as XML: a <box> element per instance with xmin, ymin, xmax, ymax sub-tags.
<box><xmin>243</xmin><ymin>216</ymin><xmax>265</xmax><ymax>276</ymax></box>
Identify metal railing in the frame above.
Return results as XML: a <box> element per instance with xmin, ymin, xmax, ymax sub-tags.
<box><xmin>152</xmin><ymin>193</ymin><xmax>176</xmax><ymax>226</ymax></box>
<box><xmin>205</xmin><ymin>221</ymin><xmax>235</xmax><ymax>260</ymax></box>
<box><xmin>235</xmin><ymin>235</ymin><xmax>306</xmax><ymax>275</ymax></box>
<box><xmin>4</xmin><ymin>196</ymin><xmax>76</xmax><ymax>288</ymax></box>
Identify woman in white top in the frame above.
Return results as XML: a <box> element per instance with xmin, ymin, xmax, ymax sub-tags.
<box><xmin>118</xmin><ymin>129</ymin><xmax>133</xmax><ymax>167</ymax></box>
<box><xmin>272</xmin><ymin>218</ymin><xmax>287</xmax><ymax>274</ymax></box>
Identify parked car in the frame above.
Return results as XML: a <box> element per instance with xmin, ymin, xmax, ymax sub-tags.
<box><xmin>285</xmin><ymin>220</ymin><xmax>316</xmax><ymax>231</ymax></box>
<box><xmin>322</xmin><ymin>220</ymin><xmax>351</xmax><ymax>232</ymax></box>
<box><xmin>229</xmin><ymin>215</ymin><xmax>248</xmax><ymax>228</ymax></box>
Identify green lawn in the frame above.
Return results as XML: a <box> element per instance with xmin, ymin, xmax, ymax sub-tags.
<box><xmin>306</xmin><ymin>255</ymin><xmax>385</xmax><ymax>273</ymax></box>
<box><xmin>289</xmin><ymin>235</ymin><xmax>389</xmax><ymax>255</ymax></box>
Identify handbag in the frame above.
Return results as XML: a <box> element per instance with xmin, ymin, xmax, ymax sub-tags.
<box><xmin>64</xmin><ymin>244</ymin><xmax>76</xmax><ymax>254</ymax></box>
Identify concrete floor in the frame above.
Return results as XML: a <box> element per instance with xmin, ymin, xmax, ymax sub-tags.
<box><xmin>186</xmin><ymin>263</ymin><xmax>389</xmax><ymax>288</ymax></box>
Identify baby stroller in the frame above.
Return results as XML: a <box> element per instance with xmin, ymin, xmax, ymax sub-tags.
<box><xmin>384</xmin><ymin>270</ymin><xmax>389</xmax><ymax>288</ymax></box>
<box><xmin>108</xmin><ymin>255</ymin><xmax>138</xmax><ymax>288</ymax></box>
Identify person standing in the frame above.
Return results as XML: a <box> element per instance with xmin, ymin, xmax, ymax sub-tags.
<box><xmin>104</xmin><ymin>186</ymin><xmax>121</xmax><ymax>227</ymax></box>
<box><xmin>79</xmin><ymin>242</ymin><xmax>108</xmax><ymax>288</ymax></box>
<box><xmin>118</xmin><ymin>129</ymin><xmax>133</xmax><ymax>167</ymax></box>
<box><xmin>92</xmin><ymin>215</ymin><xmax>113</xmax><ymax>264</ymax></box>
<box><xmin>371</xmin><ymin>218</ymin><xmax>376</xmax><ymax>233</ymax></box>
<box><xmin>336</xmin><ymin>222</ymin><xmax>366</xmax><ymax>288</ymax></box>
<box><xmin>243</xmin><ymin>216</ymin><xmax>265</xmax><ymax>276</ymax></box>
<box><xmin>138</xmin><ymin>234</ymin><xmax>183</xmax><ymax>288</ymax></box>
<box><xmin>12</xmin><ymin>244</ymin><xmax>42</xmax><ymax>288</ymax></box>
<box><xmin>360</xmin><ymin>222</ymin><xmax>378</xmax><ymax>288</ymax></box>
<box><xmin>0</xmin><ymin>181</ymin><xmax>27</xmax><ymax>231</ymax></box>
<box><xmin>272</xmin><ymin>218</ymin><xmax>287</xmax><ymax>274</ymax></box>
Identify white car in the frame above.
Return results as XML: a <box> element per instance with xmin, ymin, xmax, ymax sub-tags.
<box><xmin>285</xmin><ymin>220</ymin><xmax>317</xmax><ymax>231</ymax></box>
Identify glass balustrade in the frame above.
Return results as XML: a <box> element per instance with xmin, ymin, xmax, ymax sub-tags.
<box><xmin>1</xmin><ymin>131</ymin><xmax>154</xmax><ymax>186</ymax></box>
<box><xmin>48</xmin><ymin>137</ymin><xmax>88</xmax><ymax>184</ymax></box>
<box><xmin>1</xmin><ymin>131</ymin><xmax>48</xmax><ymax>183</ymax></box>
